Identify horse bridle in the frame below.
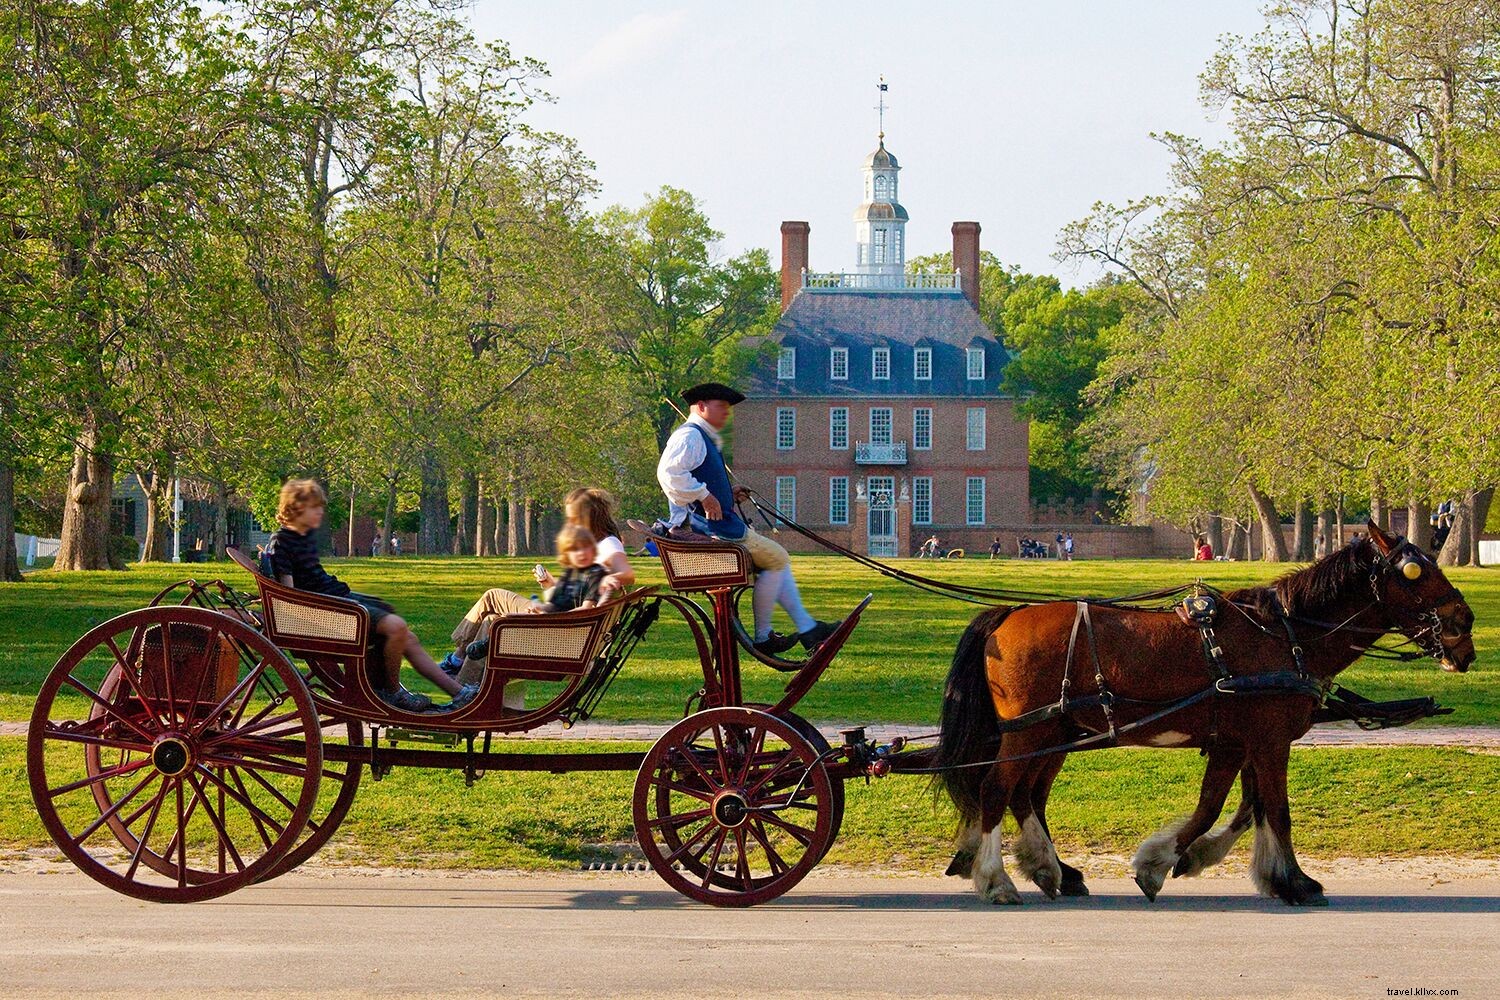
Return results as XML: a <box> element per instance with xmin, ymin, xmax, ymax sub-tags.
<box><xmin>1366</xmin><ymin>537</ymin><xmax>1467</xmax><ymax>663</ymax></box>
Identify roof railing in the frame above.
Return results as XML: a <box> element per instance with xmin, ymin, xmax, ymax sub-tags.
<box><xmin>802</xmin><ymin>270</ymin><xmax>963</xmax><ymax>293</ymax></box>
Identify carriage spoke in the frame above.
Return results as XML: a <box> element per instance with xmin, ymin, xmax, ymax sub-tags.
<box><xmin>187</xmin><ymin>771</ymin><xmax>247</xmax><ymax>874</ymax></box>
<box><xmin>191</xmin><ymin>659</ymin><xmax>268</xmax><ymax>739</ymax></box>
<box><xmin>159</xmin><ymin>622</ymin><xmax>180</xmax><ymax>725</ymax></box>
<box><xmin>204</xmin><ymin>709</ymin><xmax>306</xmax><ymax>749</ymax></box>
<box><xmin>732</xmin><ymin>829</ymin><xmax>752</xmax><ymax>887</ymax></box>
<box><xmin>201</xmin><ymin>750</ymin><xmax>310</xmax><ymax>782</ymax></box>
<box><xmin>123</xmin><ymin>779</ymin><xmax>172</xmax><ymax>883</ymax></box>
<box><xmin>70</xmin><ymin>771</ymin><xmax>160</xmax><ymax>848</ymax></box>
<box><xmin>650</xmin><ymin>775</ymin><xmax>716</xmax><ymax>803</ymax></box>
<box><xmin>231</xmin><ymin>757</ymin><xmax>303</xmax><ymax>815</ymax></box>
<box><xmin>674</xmin><ymin>747</ymin><xmax>722</xmax><ymax>795</ymax></box>
<box><xmin>757</xmin><ymin>810</ymin><xmax>815</xmax><ymax>846</ymax></box>
<box><xmin>648</xmin><ymin>807</ymin><xmax>711</xmax><ymax>831</ymax></box>
<box><xmin>103</xmin><ymin>635</ymin><xmax>168</xmax><ymax>726</ymax></box>
<box><xmin>736</xmin><ymin>727</ymin><xmax>768</xmax><ymax>786</ymax></box>
<box><xmin>227</xmin><ymin>767</ymin><xmax>280</xmax><ymax>851</ymax></box>
<box><xmin>746</xmin><ymin>819</ymin><xmax>791</xmax><ymax>876</ymax></box>
<box><xmin>47</xmin><ymin>755</ymin><xmax>154</xmax><ymax>798</ymax></box>
<box><xmin>62</xmin><ymin>677</ymin><xmax>157</xmax><ymax>744</ymax></box>
<box><xmin>156</xmin><ymin>773</ymin><xmax>208</xmax><ymax>868</ymax></box>
<box><xmin>708</xmin><ymin>725</ymin><xmax>731</xmax><ymax>784</ymax></box>
<box><xmin>174</xmin><ymin>780</ymin><xmax>187</xmax><ymax>888</ymax></box>
<box><xmin>42</xmin><ymin>724</ymin><xmax>151</xmax><ymax>754</ymax></box>
<box><xmin>699</xmin><ymin>828</ymin><xmax>729</xmax><ymax>890</ymax></box>
<box><xmin>662</xmin><ymin>818</ymin><xmax>718</xmax><ymax>867</ymax></box>
<box><xmin>193</xmin><ymin>764</ymin><xmax>286</xmax><ymax>842</ymax></box>
<box><xmin>745</xmin><ymin>751</ymin><xmax>802</xmax><ymax>799</ymax></box>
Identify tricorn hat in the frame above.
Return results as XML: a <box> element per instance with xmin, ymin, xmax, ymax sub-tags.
<box><xmin>681</xmin><ymin>382</ymin><xmax>745</xmax><ymax>406</ymax></box>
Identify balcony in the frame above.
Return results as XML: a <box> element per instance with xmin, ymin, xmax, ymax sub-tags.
<box><xmin>855</xmin><ymin>441</ymin><xmax>908</xmax><ymax>465</ymax></box>
<box><xmin>803</xmin><ymin>271</ymin><xmax>963</xmax><ymax>293</ymax></box>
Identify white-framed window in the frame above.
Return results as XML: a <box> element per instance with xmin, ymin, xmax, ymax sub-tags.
<box><xmin>966</xmin><ymin>406</ymin><xmax>986</xmax><ymax>451</ymax></box>
<box><xmin>966</xmin><ymin>477</ymin><xmax>986</xmax><ymax>526</ymax></box>
<box><xmin>776</xmin><ymin>407</ymin><xmax>796</xmax><ymax>450</ymax></box>
<box><xmin>893</xmin><ymin>228</ymin><xmax>903</xmax><ymax>262</ymax></box>
<box><xmin>829</xmin><ymin>477</ymin><xmax>849</xmax><ymax>525</ymax></box>
<box><xmin>775</xmin><ymin>476</ymin><xmax>797</xmax><ymax>521</ymax></box>
<box><xmin>829</xmin><ymin>407</ymin><xmax>848</xmax><ymax>450</ymax></box>
<box><xmin>913</xmin><ymin>347</ymin><xmax>931</xmax><ymax>381</ymax></box>
<box><xmin>873</xmin><ymin>228</ymin><xmax>886</xmax><ymax>264</ymax></box>
<box><xmin>875</xmin><ymin>175</ymin><xmax>888</xmax><ymax>199</ymax></box>
<box><xmin>872</xmin><ymin>347</ymin><xmax>890</xmax><ymax>380</ymax></box>
<box><xmin>912</xmin><ymin>477</ymin><xmax>932</xmax><ymax>526</ymax></box>
<box><xmin>967</xmin><ymin>347</ymin><xmax>986</xmax><ymax>381</ymax></box>
<box><xmin>869</xmin><ymin>407</ymin><xmax>892</xmax><ymax>445</ymax></box>
<box><xmin>778</xmin><ymin>347</ymin><xmax>796</xmax><ymax>380</ymax></box>
<box><xmin>857</xmin><ymin>244</ymin><xmax>866</xmax><ymax>266</ymax></box>
<box><xmin>913</xmin><ymin>407</ymin><xmax>932</xmax><ymax>450</ymax></box>
<box><xmin>830</xmin><ymin>347</ymin><xmax>848</xmax><ymax>381</ymax></box>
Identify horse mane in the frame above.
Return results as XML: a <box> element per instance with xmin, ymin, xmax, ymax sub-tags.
<box><xmin>1229</xmin><ymin>538</ymin><xmax>1373</xmax><ymax>620</ymax></box>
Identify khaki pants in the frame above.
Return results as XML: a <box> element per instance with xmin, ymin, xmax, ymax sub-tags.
<box><xmin>452</xmin><ymin>587</ymin><xmax>533</xmax><ymax>710</ymax></box>
<box><xmin>737</xmin><ymin>526</ymin><xmax>789</xmax><ymax>572</ymax></box>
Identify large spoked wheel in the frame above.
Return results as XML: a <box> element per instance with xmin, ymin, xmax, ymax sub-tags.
<box><xmin>260</xmin><ymin>718</ymin><xmax>362</xmax><ymax>881</ymax></box>
<box><xmin>634</xmin><ymin>707</ymin><xmax>837</xmax><ymax>907</ymax></box>
<box><xmin>29</xmin><ymin>606</ymin><xmax>322</xmax><ymax>902</ymax></box>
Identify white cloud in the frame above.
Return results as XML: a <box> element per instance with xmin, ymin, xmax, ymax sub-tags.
<box><xmin>558</xmin><ymin>9</ymin><xmax>691</xmax><ymax>88</ymax></box>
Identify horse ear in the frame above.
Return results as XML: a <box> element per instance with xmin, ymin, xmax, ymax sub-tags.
<box><xmin>1366</xmin><ymin>520</ymin><xmax>1396</xmax><ymax>555</ymax></box>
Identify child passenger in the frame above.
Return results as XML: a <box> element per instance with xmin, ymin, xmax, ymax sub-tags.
<box><xmin>265</xmin><ymin>479</ymin><xmax>474</xmax><ymax>713</ymax></box>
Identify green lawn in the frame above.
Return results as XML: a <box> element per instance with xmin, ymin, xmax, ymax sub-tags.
<box><xmin>2</xmin><ymin>555</ymin><xmax>1495</xmax><ymax>870</ymax></box>
<box><xmin>1</xmin><ymin>554</ymin><xmax>1494</xmax><ymax>725</ymax></box>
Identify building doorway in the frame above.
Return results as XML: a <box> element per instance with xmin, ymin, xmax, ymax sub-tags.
<box><xmin>867</xmin><ymin>476</ymin><xmax>896</xmax><ymax>557</ymax></box>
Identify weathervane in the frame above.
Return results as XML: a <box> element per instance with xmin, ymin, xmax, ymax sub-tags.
<box><xmin>876</xmin><ymin>75</ymin><xmax>889</xmax><ymax>141</ymax></box>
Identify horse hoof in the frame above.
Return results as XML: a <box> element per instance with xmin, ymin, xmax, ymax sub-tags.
<box><xmin>945</xmin><ymin>850</ymin><xmax>975</xmax><ymax>878</ymax></box>
<box><xmin>983</xmin><ymin>889</ymin><xmax>1023</xmax><ymax>905</ymax></box>
<box><xmin>1289</xmin><ymin>893</ymin><xmax>1329</xmax><ymax>907</ymax></box>
<box><xmin>1059</xmin><ymin>875</ymin><xmax>1090</xmax><ymax>897</ymax></box>
<box><xmin>1032</xmin><ymin>869</ymin><xmax>1060</xmax><ymax>899</ymax></box>
<box><xmin>1171</xmin><ymin>855</ymin><xmax>1193</xmax><ymax>879</ymax></box>
<box><xmin>1133</xmin><ymin>871</ymin><xmax>1162</xmax><ymax>902</ymax></box>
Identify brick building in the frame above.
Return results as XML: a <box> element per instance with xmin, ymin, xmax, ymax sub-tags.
<box><xmin>734</xmin><ymin>132</ymin><xmax>1029</xmax><ymax>556</ymax></box>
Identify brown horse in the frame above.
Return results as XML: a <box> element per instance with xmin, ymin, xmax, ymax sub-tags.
<box><xmin>936</xmin><ymin>522</ymin><xmax>1475</xmax><ymax>906</ymax></box>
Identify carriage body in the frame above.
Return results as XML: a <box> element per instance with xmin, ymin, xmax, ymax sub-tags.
<box><xmin>27</xmin><ymin>537</ymin><xmax>872</xmax><ymax>907</ymax></box>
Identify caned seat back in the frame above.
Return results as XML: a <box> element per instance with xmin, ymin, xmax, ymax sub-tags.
<box><xmin>224</xmin><ymin>547</ymin><xmax>369</xmax><ymax>658</ymax></box>
<box><xmin>650</xmin><ymin>535</ymin><xmax>752</xmax><ymax>591</ymax></box>
<box><xmin>486</xmin><ymin>600</ymin><xmax>626</xmax><ymax>681</ymax></box>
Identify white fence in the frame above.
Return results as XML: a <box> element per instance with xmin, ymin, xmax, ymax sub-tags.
<box><xmin>13</xmin><ymin>534</ymin><xmax>61</xmax><ymax>566</ymax></box>
<box><xmin>1479</xmin><ymin>540</ymin><xmax>1499</xmax><ymax>566</ymax></box>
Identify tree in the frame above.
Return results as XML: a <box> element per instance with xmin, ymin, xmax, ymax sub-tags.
<box><xmin>601</xmin><ymin>187</ymin><xmax>779</xmax><ymax>450</ymax></box>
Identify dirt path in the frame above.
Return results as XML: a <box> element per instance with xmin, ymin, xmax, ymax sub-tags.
<box><xmin>1</xmin><ymin>868</ymin><xmax>1495</xmax><ymax>999</ymax></box>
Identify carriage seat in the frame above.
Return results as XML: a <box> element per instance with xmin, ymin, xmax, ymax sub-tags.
<box><xmin>639</xmin><ymin>531</ymin><xmax>752</xmax><ymax>592</ymax></box>
<box><xmin>479</xmin><ymin>586</ymin><xmax>660</xmax><ymax>681</ymax></box>
<box><xmin>225</xmin><ymin>546</ymin><xmax>371</xmax><ymax>659</ymax></box>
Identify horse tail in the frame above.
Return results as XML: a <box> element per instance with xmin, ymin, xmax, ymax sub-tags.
<box><xmin>934</xmin><ymin>604</ymin><xmax>1020</xmax><ymax>825</ymax></box>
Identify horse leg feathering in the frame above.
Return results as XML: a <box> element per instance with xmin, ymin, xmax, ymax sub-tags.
<box><xmin>1175</xmin><ymin>766</ymin><xmax>1256</xmax><ymax>878</ymax></box>
<box><xmin>1247</xmin><ymin>746</ymin><xmax>1327</xmax><ymax>906</ymax></box>
<box><xmin>1133</xmin><ymin>746</ymin><xmax>1245</xmax><ymax>900</ymax></box>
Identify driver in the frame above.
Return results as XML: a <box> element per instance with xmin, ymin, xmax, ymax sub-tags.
<box><xmin>657</xmin><ymin>382</ymin><xmax>838</xmax><ymax>656</ymax></box>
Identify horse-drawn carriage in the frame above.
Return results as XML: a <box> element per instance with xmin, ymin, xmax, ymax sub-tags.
<box><xmin>26</xmin><ymin>534</ymin><xmax>878</xmax><ymax>906</ymax></box>
<box><xmin>26</xmin><ymin>515</ymin><xmax>1475</xmax><ymax>909</ymax></box>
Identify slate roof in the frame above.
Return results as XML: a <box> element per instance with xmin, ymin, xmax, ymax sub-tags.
<box><xmin>747</xmin><ymin>290</ymin><xmax>1011</xmax><ymax>399</ymax></box>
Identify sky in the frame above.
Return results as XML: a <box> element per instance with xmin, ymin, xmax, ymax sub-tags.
<box><xmin>469</xmin><ymin>1</ymin><xmax>1270</xmax><ymax>286</ymax></box>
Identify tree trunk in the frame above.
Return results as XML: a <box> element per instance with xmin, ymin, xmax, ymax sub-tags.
<box><xmin>456</xmin><ymin>472</ymin><xmax>478</xmax><ymax>556</ymax></box>
<box><xmin>137</xmin><ymin>468</ymin><xmax>171</xmax><ymax>562</ymax></box>
<box><xmin>1407</xmin><ymin>499</ymin><xmax>1432</xmax><ymax>552</ymax></box>
<box><xmin>523</xmin><ymin>496</ymin><xmax>535</xmax><ymax>555</ymax></box>
<box><xmin>57</xmin><ymin>421</ymin><xmax>118</xmax><ymax>571</ymax></box>
<box><xmin>379</xmin><ymin>473</ymin><xmax>399</xmax><ymax>559</ymax></box>
<box><xmin>498</xmin><ymin>497</ymin><xmax>510</xmax><ymax>560</ymax></box>
<box><xmin>1205</xmin><ymin>513</ymin><xmax>1224</xmax><ymax>560</ymax></box>
<box><xmin>417</xmin><ymin>449</ymin><xmax>451</xmax><ymax>557</ymax></box>
<box><xmin>1247</xmin><ymin>485</ymin><xmax>1288</xmax><ymax>562</ymax></box>
<box><xmin>1370</xmin><ymin>492</ymin><xmax>1389</xmax><ymax>533</ymax></box>
<box><xmin>1437</xmin><ymin>493</ymin><xmax>1471</xmax><ymax>567</ymax></box>
<box><xmin>507</xmin><ymin>495</ymin><xmax>521</xmax><ymax>557</ymax></box>
<box><xmin>0</xmin><ymin>460</ymin><xmax>20</xmax><ymax>582</ymax></box>
<box><xmin>1468</xmin><ymin>487</ymin><xmax>1492</xmax><ymax>566</ymax></box>
<box><xmin>1317</xmin><ymin>506</ymin><xmax>1335</xmax><ymax>558</ymax></box>
<box><xmin>1334</xmin><ymin>494</ymin><xmax>1345</xmax><ymax>547</ymax></box>
<box><xmin>1291</xmin><ymin>499</ymin><xmax>1312</xmax><ymax>561</ymax></box>
<box><xmin>474</xmin><ymin>478</ymin><xmax>490</xmax><ymax>557</ymax></box>
<box><xmin>215</xmin><ymin>482</ymin><xmax>230</xmax><ymax>559</ymax></box>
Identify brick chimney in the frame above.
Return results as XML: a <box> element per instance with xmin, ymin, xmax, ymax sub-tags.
<box><xmin>952</xmin><ymin>221</ymin><xmax>981</xmax><ymax>312</ymax></box>
<box><xmin>780</xmin><ymin>221</ymin><xmax>810</xmax><ymax>311</ymax></box>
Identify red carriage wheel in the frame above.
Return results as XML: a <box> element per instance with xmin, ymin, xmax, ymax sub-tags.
<box><xmin>634</xmin><ymin>707</ymin><xmax>837</xmax><ymax>907</ymax></box>
<box><xmin>29</xmin><ymin>606</ymin><xmax>322</xmax><ymax>902</ymax></box>
<box><xmin>259</xmin><ymin>719</ymin><xmax>362</xmax><ymax>880</ymax></box>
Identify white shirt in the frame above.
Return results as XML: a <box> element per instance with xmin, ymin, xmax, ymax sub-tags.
<box><xmin>595</xmin><ymin>534</ymin><xmax>625</xmax><ymax>566</ymax></box>
<box><xmin>656</xmin><ymin>413</ymin><xmax>723</xmax><ymax>507</ymax></box>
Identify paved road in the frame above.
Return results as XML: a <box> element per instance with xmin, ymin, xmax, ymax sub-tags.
<box><xmin>2</xmin><ymin>869</ymin><xmax>1496</xmax><ymax>999</ymax></box>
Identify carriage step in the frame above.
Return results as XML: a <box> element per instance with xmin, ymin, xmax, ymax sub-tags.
<box><xmin>385</xmin><ymin>727</ymin><xmax>462</xmax><ymax>746</ymax></box>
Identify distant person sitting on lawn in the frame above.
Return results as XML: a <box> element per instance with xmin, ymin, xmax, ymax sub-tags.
<box><xmin>265</xmin><ymin>479</ymin><xmax>472</xmax><ymax>713</ymax></box>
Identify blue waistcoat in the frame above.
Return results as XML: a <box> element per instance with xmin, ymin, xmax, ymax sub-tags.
<box><xmin>684</xmin><ymin>423</ymin><xmax>747</xmax><ymax>540</ymax></box>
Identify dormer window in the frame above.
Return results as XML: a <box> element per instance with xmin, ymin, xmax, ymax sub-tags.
<box><xmin>778</xmin><ymin>347</ymin><xmax>796</xmax><ymax>380</ymax></box>
<box><xmin>966</xmin><ymin>347</ymin><xmax>985</xmax><ymax>380</ymax></box>
<box><xmin>913</xmin><ymin>347</ymin><xmax>931</xmax><ymax>381</ymax></box>
<box><xmin>872</xmin><ymin>347</ymin><xmax>890</xmax><ymax>380</ymax></box>
<box><xmin>830</xmin><ymin>347</ymin><xmax>848</xmax><ymax>381</ymax></box>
